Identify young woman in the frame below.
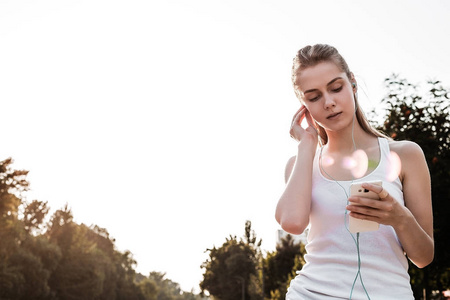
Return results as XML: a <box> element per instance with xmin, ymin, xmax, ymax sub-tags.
<box><xmin>275</xmin><ymin>44</ymin><xmax>433</xmax><ymax>299</ymax></box>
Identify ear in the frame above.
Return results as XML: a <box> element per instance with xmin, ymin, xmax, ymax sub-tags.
<box><xmin>350</xmin><ymin>73</ymin><xmax>357</xmax><ymax>92</ymax></box>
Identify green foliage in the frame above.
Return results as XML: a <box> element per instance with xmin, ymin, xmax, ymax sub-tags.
<box><xmin>150</xmin><ymin>271</ymin><xmax>182</xmax><ymax>300</ymax></box>
<box><xmin>198</xmin><ymin>75</ymin><xmax>449</xmax><ymax>300</ymax></box>
<box><xmin>200</xmin><ymin>221</ymin><xmax>262</xmax><ymax>300</ymax></box>
<box><xmin>22</xmin><ymin>200</ymin><xmax>50</xmax><ymax>235</ymax></box>
<box><xmin>370</xmin><ymin>74</ymin><xmax>450</xmax><ymax>298</ymax></box>
<box><xmin>135</xmin><ymin>271</ymin><xmax>204</xmax><ymax>300</ymax></box>
<box><xmin>372</xmin><ymin>74</ymin><xmax>449</xmax><ymax>158</ymax></box>
<box><xmin>0</xmin><ymin>158</ymin><xmax>203</xmax><ymax>300</ymax></box>
<box><xmin>262</xmin><ymin>235</ymin><xmax>305</xmax><ymax>300</ymax></box>
<box><xmin>46</xmin><ymin>208</ymin><xmax>143</xmax><ymax>300</ymax></box>
<box><xmin>0</xmin><ymin>158</ymin><xmax>37</xmax><ymax>300</ymax></box>
<box><xmin>138</xmin><ymin>278</ymin><xmax>158</xmax><ymax>300</ymax></box>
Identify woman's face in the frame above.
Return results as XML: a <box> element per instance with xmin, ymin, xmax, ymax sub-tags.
<box><xmin>296</xmin><ymin>61</ymin><xmax>356</xmax><ymax>131</ymax></box>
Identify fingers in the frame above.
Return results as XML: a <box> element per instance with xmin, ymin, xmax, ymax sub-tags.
<box><xmin>291</xmin><ymin>106</ymin><xmax>306</xmax><ymax>125</ymax></box>
<box><xmin>347</xmin><ymin>183</ymin><xmax>390</xmax><ymax>211</ymax></box>
<box><xmin>291</xmin><ymin>106</ymin><xmax>317</xmax><ymax>131</ymax></box>
<box><xmin>304</xmin><ymin>110</ymin><xmax>319</xmax><ymax>135</ymax></box>
<box><xmin>347</xmin><ymin>202</ymin><xmax>395</xmax><ymax>224</ymax></box>
<box><xmin>289</xmin><ymin>106</ymin><xmax>320</xmax><ymax>142</ymax></box>
<box><xmin>347</xmin><ymin>198</ymin><xmax>384</xmax><ymax>211</ymax></box>
<box><xmin>378</xmin><ymin>189</ymin><xmax>389</xmax><ymax>199</ymax></box>
<box><xmin>290</xmin><ymin>107</ymin><xmax>306</xmax><ymax>139</ymax></box>
<box><xmin>304</xmin><ymin>110</ymin><xmax>314</xmax><ymax>128</ymax></box>
<box><xmin>347</xmin><ymin>183</ymin><xmax>397</xmax><ymax>223</ymax></box>
<box><xmin>361</xmin><ymin>182</ymin><xmax>389</xmax><ymax>199</ymax></box>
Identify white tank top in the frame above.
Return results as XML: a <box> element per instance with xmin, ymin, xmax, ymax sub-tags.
<box><xmin>286</xmin><ymin>138</ymin><xmax>414</xmax><ymax>300</ymax></box>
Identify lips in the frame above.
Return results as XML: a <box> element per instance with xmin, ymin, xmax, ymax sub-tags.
<box><xmin>327</xmin><ymin>112</ymin><xmax>342</xmax><ymax>119</ymax></box>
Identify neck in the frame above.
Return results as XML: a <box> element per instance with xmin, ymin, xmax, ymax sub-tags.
<box><xmin>324</xmin><ymin>119</ymin><xmax>372</xmax><ymax>154</ymax></box>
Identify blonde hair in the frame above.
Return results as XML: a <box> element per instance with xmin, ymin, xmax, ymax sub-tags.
<box><xmin>291</xmin><ymin>44</ymin><xmax>388</xmax><ymax>144</ymax></box>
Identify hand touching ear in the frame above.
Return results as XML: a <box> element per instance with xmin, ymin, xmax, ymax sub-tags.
<box><xmin>289</xmin><ymin>106</ymin><xmax>319</xmax><ymax>144</ymax></box>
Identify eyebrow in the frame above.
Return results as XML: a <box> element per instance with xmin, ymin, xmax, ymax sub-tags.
<box><xmin>303</xmin><ymin>77</ymin><xmax>344</xmax><ymax>94</ymax></box>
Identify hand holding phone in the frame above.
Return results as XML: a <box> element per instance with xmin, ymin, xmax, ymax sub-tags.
<box><xmin>348</xmin><ymin>181</ymin><xmax>382</xmax><ymax>233</ymax></box>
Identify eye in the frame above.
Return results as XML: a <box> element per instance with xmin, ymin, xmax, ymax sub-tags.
<box><xmin>304</xmin><ymin>91</ymin><xmax>320</xmax><ymax>102</ymax></box>
<box><xmin>308</xmin><ymin>95</ymin><xmax>320</xmax><ymax>102</ymax></box>
<box><xmin>331</xmin><ymin>86</ymin><xmax>343</xmax><ymax>92</ymax></box>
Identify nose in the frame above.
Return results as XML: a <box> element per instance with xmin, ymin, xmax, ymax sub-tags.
<box><xmin>323</xmin><ymin>93</ymin><xmax>336</xmax><ymax>110</ymax></box>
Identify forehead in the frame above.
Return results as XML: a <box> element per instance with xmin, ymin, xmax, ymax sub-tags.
<box><xmin>296</xmin><ymin>61</ymin><xmax>347</xmax><ymax>91</ymax></box>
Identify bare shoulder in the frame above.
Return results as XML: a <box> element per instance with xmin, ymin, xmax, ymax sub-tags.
<box><xmin>388</xmin><ymin>139</ymin><xmax>425</xmax><ymax>159</ymax></box>
<box><xmin>388</xmin><ymin>140</ymin><xmax>428</xmax><ymax>181</ymax></box>
<box><xmin>284</xmin><ymin>156</ymin><xmax>297</xmax><ymax>183</ymax></box>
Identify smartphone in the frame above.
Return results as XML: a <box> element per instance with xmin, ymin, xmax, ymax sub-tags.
<box><xmin>348</xmin><ymin>181</ymin><xmax>382</xmax><ymax>233</ymax></box>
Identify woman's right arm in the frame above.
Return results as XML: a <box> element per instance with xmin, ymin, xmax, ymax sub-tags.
<box><xmin>275</xmin><ymin>107</ymin><xmax>318</xmax><ymax>235</ymax></box>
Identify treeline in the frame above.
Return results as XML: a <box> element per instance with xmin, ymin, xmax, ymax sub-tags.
<box><xmin>200</xmin><ymin>220</ymin><xmax>306</xmax><ymax>300</ymax></box>
<box><xmin>200</xmin><ymin>75</ymin><xmax>450</xmax><ymax>300</ymax></box>
<box><xmin>0</xmin><ymin>157</ymin><xmax>203</xmax><ymax>300</ymax></box>
<box><xmin>1</xmin><ymin>75</ymin><xmax>448</xmax><ymax>300</ymax></box>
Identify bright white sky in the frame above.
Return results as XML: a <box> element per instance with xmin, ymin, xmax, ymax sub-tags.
<box><xmin>1</xmin><ymin>0</ymin><xmax>449</xmax><ymax>292</ymax></box>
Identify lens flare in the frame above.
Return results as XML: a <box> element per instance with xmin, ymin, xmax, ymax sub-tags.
<box><xmin>321</xmin><ymin>155</ymin><xmax>335</xmax><ymax>167</ymax></box>
<box><xmin>342</xmin><ymin>156</ymin><xmax>357</xmax><ymax>169</ymax></box>
<box><xmin>342</xmin><ymin>150</ymin><xmax>368</xmax><ymax>178</ymax></box>
<box><xmin>386</xmin><ymin>151</ymin><xmax>402</xmax><ymax>182</ymax></box>
<box><xmin>351</xmin><ymin>150</ymin><xmax>369</xmax><ymax>178</ymax></box>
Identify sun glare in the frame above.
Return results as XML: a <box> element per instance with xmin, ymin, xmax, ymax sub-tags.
<box><xmin>342</xmin><ymin>150</ymin><xmax>368</xmax><ymax>178</ymax></box>
<box><xmin>351</xmin><ymin>150</ymin><xmax>369</xmax><ymax>178</ymax></box>
<box><xmin>386</xmin><ymin>151</ymin><xmax>402</xmax><ymax>182</ymax></box>
<box><xmin>321</xmin><ymin>155</ymin><xmax>335</xmax><ymax>167</ymax></box>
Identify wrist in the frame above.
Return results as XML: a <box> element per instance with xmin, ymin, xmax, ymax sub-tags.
<box><xmin>297</xmin><ymin>137</ymin><xmax>318</xmax><ymax>152</ymax></box>
<box><xmin>296</xmin><ymin>141</ymin><xmax>317</xmax><ymax>163</ymax></box>
<box><xmin>393</xmin><ymin>207</ymin><xmax>414</xmax><ymax>233</ymax></box>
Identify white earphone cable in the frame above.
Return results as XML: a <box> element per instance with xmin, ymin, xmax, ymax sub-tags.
<box><xmin>318</xmin><ymin>109</ymin><xmax>371</xmax><ymax>300</ymax></box>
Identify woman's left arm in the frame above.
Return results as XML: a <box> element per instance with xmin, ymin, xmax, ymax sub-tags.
<box><xmin>393</xmin><ymin>141</ymin><xmax>434</xmax><ymax>268</ymax></box>
<box><xmin>347</xmin><ymin>141</ymin><xmax>434</xmax><ymax>268</ymax></box>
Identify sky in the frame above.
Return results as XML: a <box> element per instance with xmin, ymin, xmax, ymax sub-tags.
<box><xmin>1</xmin><ymin>0</ymin><xmax>449</xmax><ymax>293</ymax></box>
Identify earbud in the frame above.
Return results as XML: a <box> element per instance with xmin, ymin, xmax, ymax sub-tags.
<box><xmin>352</xmin><ymin>82</ymin><xmax>358</xmax><ymax>113</ymax></box>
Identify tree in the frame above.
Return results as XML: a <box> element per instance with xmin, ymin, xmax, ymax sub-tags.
<box><xmin>46</xmin><ymin>205</ymin><xmax>145</xmax><ymax>300</ymax></box>
<box><xmin>22</xmin><ymin>200</ymin><xmax>50</xmax><ymax>235</ymax></box>
<box><xmin>370</xmin><ymin>74</ymin><xmax>450</xmax><ymax>299</ymax></box>
<box><xmin>136</xmin><ymin>271</ymin><xmax>204</xmax><ymax>300</ymax></box>
<box><xmin>0</xmin><ymin>158</ymin><xmax>48</xmax><ymax>300</ymax></box>
<box><xmin>0</xmin><ymin>157</ymin><xmax>205</xmax><ymax>300</ymax></box>
<box><xmin>0</xmin><ymin>158</ymin><xmax>28</xmax><ymax>248</ymax></box>
<box><xmin>149</xmin><ymin>271</ymin><xmax>182</xmax><ymax>300</ymax></box>
<box><xmin>262</xmin><ymin>235</ymin><xmax>305</xmax><ymax>300</ymax></box>
<box><xmin>200</xmin><ymin>221</ymin><xmax>262</xmax><ymax>300</ymax></box>
<box><xmin>138</xmin><ymin>277</ymin><xmax>158</xmax><ymax>300</ymax></box>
